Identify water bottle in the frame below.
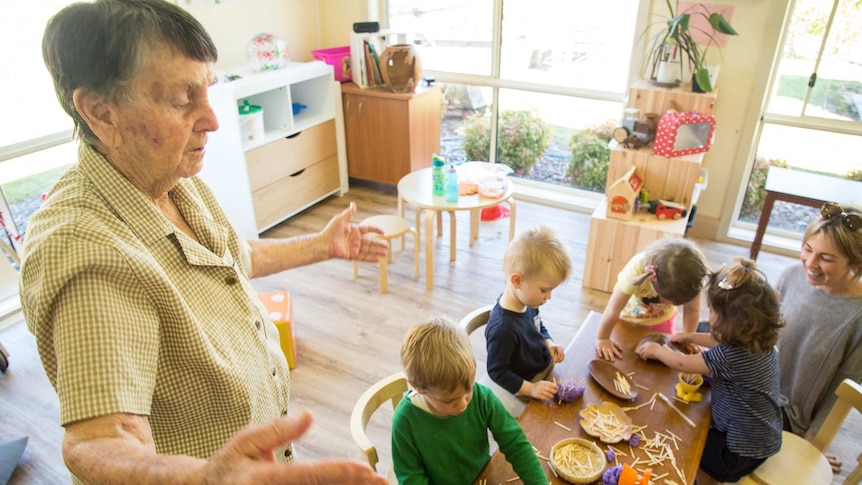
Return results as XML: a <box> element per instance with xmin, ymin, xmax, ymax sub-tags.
<box><xmin>445</xmin><ymin>164</ymin><xmax>459</xmax><ymax>203</ymax></box>
<box><xmin>432</xmin><ymin>154</ymin><xmax>445</xmax><ymax>196</ymax></box>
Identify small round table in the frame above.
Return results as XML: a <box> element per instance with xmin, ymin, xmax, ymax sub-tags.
<box><xmin>397</xmin><ymin>165</ymin><xmax>516</xmax><ymax>289</ymax></box>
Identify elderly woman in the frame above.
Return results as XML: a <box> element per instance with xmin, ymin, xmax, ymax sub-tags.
<box><xmin>21</xmin><ymin>1</ymin><xmax>388</xmax><ymax>484</ymax></box>
<box><xmin>776</xmin><ymin>202</ymin><xmax>862</xmax><ymax>470</ymax></box>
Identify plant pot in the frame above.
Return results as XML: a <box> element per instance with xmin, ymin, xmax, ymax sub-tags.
<box><xmin>379</xmin><ymin>44</ymin><xmax>422</xmax><ymax>93</ymax></box>
<box><xmin>692</xmin><ymin>74</ymin><xmax>706</xmax><ymax>93</ymax></box>
<box><xmin>653</xmin><ymin>60</ymin><xmax>681</xmax><ymax>87</ymax></box>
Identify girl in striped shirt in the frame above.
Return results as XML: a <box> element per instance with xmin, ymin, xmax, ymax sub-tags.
<box><xmin>637</xmin><ymin>259</ymin><xmax>785</xmax><ymax>484</ymax></box>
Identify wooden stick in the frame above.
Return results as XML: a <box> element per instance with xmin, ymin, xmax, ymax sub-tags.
<box><xmin>657</xmin><ymin>392</ymin><xmax>696</xmax><ymax>428</ymax></box>
<box><xmin>554</xmin><ymin>421</ymin><xmax>572</xmax><ymax>431</ymax></box>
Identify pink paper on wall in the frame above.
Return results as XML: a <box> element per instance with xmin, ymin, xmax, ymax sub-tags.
<box><xmin>678</xmin><ymin>2</ymin><xmax>734</xmax><ymax>47</ymax></box>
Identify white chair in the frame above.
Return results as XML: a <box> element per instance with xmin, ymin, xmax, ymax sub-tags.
<box><xmin>353</xmin><ymin>215</ymin><xmax>419</xmax><ymax>293</ymax></box>
<box><xmin>740</xmin><ymin>378</ymin><xmax>862</xmax><ymax>485</ymax></box>
<box><xmin>458</xmin><ymin>304</ymin><xmax>493</xmax><ymax>336</ymax></box>
<box><xmin>350</xmin><ymin>372</ymin><xmax>409</xmax><ymax>482</ymax></box>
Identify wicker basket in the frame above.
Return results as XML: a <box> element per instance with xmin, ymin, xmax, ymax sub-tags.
<box><xmin>549</xmin><ymin>438</ymin><xmax>606</xmax><ymax>484</ymax></box>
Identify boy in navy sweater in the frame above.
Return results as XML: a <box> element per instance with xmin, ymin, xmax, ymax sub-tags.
<box><xmin>484</xmin><ymin>225</ymin><xmax>573</xmax><ymax>416</ymax></box>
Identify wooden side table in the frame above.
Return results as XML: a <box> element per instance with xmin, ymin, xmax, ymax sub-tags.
<box><xmin>749</xmin><ymin>167</ymin><xmax>862</xmax><ymax>260</ymax></box>
<box><xmin>397</xmin><ymin>165</ymin><xmax>516</xmax><ymax>289</ymax></box>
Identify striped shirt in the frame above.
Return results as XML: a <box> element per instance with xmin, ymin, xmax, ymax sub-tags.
<box><xmin>702</xmin><ymin>343</ymin><xmax>782</xmax><ymax>459</ymax></box>
<box><xmin>20</xmin><ymin>143</ymin><xmax>291</xmax><ymax>482</ymax></box>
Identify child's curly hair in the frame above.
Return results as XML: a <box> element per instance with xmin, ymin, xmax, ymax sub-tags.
<box><xmin>706</xmin><ymin>258</ymin><xmax>785</xmax><ymax>354</ymax></box>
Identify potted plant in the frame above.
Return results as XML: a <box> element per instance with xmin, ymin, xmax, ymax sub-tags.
<box><xmin>644</xmin><ymin>1</ymin><xmax>738</xmax><ymax>92</ymax></box>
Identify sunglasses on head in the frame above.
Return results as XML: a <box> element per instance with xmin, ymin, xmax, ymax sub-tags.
<box><xmin>821</xmin><ymin>202</ymin><xmax>861</xmax><ymax>232</ymax></box>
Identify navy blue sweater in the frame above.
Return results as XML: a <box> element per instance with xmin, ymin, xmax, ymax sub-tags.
<box><xmin>485</xmin><ymin>302</ymin><xmax>552</xmax><ymax>394</ymax></box>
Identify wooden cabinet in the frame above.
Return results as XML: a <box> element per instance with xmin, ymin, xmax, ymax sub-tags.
<box><xmin>583</xmin><ymin>81</ymin><xmax>716</xmax><ymax>293</ymax></box>
<box><xmin>199</xmin><ymin>62</ymin><xmax>348</xmax><ymax>238</ymax></box>
<box><xmin>341</xmin><ymin>83</ymin><xmax>442</xmax><ymax>186</ymax></box>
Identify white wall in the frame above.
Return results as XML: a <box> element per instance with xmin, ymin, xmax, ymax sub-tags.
<box><xmin>181</xmin><ymin>0</ymin><xmax>321</xmax><ymax>69</ymax></box>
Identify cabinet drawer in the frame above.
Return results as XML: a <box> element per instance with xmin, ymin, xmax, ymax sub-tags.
<box><xmin>245</xmin><ymin>120</ymin><xmax>337</xmax><ymax>192</ymax></box>
<box><xmin>252</xmin><ymin>154</ymin><xmax>340</xmax><ymax>230</ymax></box>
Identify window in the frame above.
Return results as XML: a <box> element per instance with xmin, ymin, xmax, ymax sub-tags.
<box><xmin>387</xmin><ymin>0</ymin><xmax>640</xmax><ymax>196</ymax></box>
<box><xmin>733</xmin><ymin>0</ymin><xmax>862</xmax><ymax>243</ymax></box>
<box><xmin>0</xmin><ymin>1</ymin><xmax>76</xmax><ymax>251</ymax></box>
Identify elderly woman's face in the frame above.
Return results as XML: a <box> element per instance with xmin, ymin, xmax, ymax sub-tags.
<box><xmin>111</xmin><ymin>45</ymin><xmax>218</xmax><ymax>186</ymax></box>
<box><xmin>800</xmin><ymin>231</ymin><xmax>856</xmax><ymax>295</ymax></box>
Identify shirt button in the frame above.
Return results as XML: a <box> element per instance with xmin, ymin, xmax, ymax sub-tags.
<box><xmin>225</xmin><ymin>275</ymin><xmax>238</xmax><ymax>285</ymax></box>
<box><xmin>255</xmin><ymin>320</ymin><xmax>261</xmax><ymax>330</ymax></box>
<box><xmin>284</xmin><ymin>445</ymin><xmax>292</xmax><ymax>458</ymax></box>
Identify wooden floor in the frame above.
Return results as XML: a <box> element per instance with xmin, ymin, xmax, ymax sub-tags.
<box><xmin>1</xmin><ymin>181</ymin><xmax>858</xmax><ymax>484</ymax></box>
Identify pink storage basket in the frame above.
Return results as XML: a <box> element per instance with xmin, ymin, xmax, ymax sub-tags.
<box><xmin>312</xmin><ymin>46</ymin><xmax>352</xmax><ymax>82</ymax></box>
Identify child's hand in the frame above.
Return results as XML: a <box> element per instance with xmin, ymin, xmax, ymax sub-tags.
<box><xmin>548</xmin><ymin>344</ymin><xmax>565</xmax><ymax>363</ymax></box>
<box><xmin>670</xmin><ymin>334</ymin><xmax>702</xmax><ymax>354</ymax></box>
<box><xmin>596</xmin><ymin>338</ymin><xmax>623</xmax><ymax>361</ymax></box>
<box><xmin>636</xmin><ymin>341</ymin><xmax>661</xmax><ymax>361</ymax></box>
<box><xmin>528</xmin><ymin>380</ymin><xmax>559</xmax><ymax>401</ymax></box>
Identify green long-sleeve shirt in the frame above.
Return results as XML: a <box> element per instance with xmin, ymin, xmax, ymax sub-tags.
<box><xmin>392</xmin><ymin>383</ymin><xmax>546</xmax><ymax>485</ymax></box>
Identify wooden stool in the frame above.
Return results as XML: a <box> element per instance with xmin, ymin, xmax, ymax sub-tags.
<box><xmin>257</xmin><ymin>291</ymin><xmax>296</xmax><ymax>369</ymax></box>
<box><xmin>353</xmin><ymin>215</ymin><xmax>419</xmax><ymax>293</ymax></box>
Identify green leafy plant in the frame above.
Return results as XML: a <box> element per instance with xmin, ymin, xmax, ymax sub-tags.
<box><xmin>462</xmin><ymin>110</ymin><xmax>550</xmax><ymax>174</ymax></box>
<box><xmin>644</xmin><ymin>1</ymin><xmax>738</xmax><ymax>92</ymax></box>
<box><xmin>565</xmin><ymin>121</ymin><xmax>616</xmax><ymax>192</ymax></box>
<box><xmin>739</xmin><ymin>156</ymin><xmax>789</xmax><ymax>222</ymax></box>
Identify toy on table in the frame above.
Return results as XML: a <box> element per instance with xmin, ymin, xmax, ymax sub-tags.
<box><xmin>603</xmin><ymin>464</ymin><xmax>652</xmax><ymax>485</ymax></box>
<box><xmin>676</xmin><ymin>372</ymin><xmax>704</xmax><ymax>402</ymax></box>
<box><xmin>554</xmin><ymin>379</ymin><xmax>585</xmax><ymax>402</ymax></box>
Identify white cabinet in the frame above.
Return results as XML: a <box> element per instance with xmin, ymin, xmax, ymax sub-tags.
<box><xmin>199</xmin><ymin>61</ymin><xmax>348</xmax><ymax>239</ymax></box>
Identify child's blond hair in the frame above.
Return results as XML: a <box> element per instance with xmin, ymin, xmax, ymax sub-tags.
<box><xmin>632</xmin><ymin>238</ymin><xmax>710</xmax><ymax>305</ymax></box>
<box><xmin>503</xmin><ymin>225</ymin><xmax>572</xmax><ymax>281</ymax></box>
<box><xmin>400</xmin><ymin>317</ymin><xmax>476</xmax><ymax>393</ymax></box>
<box><xmin>706</xmin><ymin>258</ymin><xmax>785</xmax><ymax>354</ymax></box>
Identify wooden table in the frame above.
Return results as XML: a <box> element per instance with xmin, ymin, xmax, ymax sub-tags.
<box><xmin>474</xmin><ymin>311</ymin><xmax>712</xmax><ymax>484</ymax></box>
<box><xmin>397</xmin><ymin>165</ymin><xmax>516</xmax><ymax>289</ymax></box>
<box><xmin>750</xmin><ymin>167</ymin><xmax>862</xmax><ymax>260</ymax></box>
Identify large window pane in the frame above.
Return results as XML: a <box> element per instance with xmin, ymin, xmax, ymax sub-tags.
<box><xmin>388</xmin><ymin>0</ymin><xmax>494</xmax><ymax>76</ymax></box>
<box><xmin>766</xmin><ymin>0</ymin><xmax>862</xmax><ymax>122</ymax></box>
<box><xmin>500</xmin><ymin>0</ymin><xmax>637</xmax><ymax>93</ymax></box>
<box><xmin>0</xmin><ymin>1</ymin><xmax>75</xmax><ymax>148</ymax></box>
<box><xmin>439</xmin><ymin>83</ymin><xmax>493</xmax><ymax>164</ymax></box>
<box><xmin>737</xmin><ymin>123</ymin><xmax>862</xmax><ymax>228</ymax></box>
<box><xmin>0</xmin><ymin>142</ymin><xmax>75</xmax><ymax>246</ymax></box>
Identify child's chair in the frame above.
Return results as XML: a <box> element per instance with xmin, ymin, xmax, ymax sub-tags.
<box><xmin>740</xmin><ymin>378</ymin><xmax>862</xmax><ymax>485</ymax></box>
<box><xmin>458</xmin><ymin>304</ymin><xmax>493</xmax><ymax>336</ymax></box>
<box><xmin>353</xmin><ymin>215</ymin><xmax>419</xmax><ymax>293</ymax></box>
<box><xmin>350</xmin><ymin>372</ymin><xmax>409</xmax><ymax>483</ymax></box>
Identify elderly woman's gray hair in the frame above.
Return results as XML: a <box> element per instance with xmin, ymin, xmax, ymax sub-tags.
<box><xmin>42</xmin><ymin>0</ymin><xmax>218</xmax><ymax>149</ymax></box>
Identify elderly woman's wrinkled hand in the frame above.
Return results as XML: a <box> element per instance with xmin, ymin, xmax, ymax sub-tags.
<box><xmin>323</xmin><ymin>202</ymin><xmax>388</xmax><ymax>262</ymax></box>
<box><xmin>204</xmin><ymin>410</ymin><xmax>387</xmax><ymax>485</ymax></box>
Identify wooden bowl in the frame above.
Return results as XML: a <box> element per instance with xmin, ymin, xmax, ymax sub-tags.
<box><xmin>579</xmin><ymin>401</ymin><xmax>634</xmax><ymax>443</ymax></box>
<box><xmin>549</xmin><ymin>438</ymin><xmax>606</xmax><ymax>484</ymax></box>
<box><xmin>588</xmin><ymin>360</ymin><xmax>638</xmax><ymax>400</ymax></box>
<box><xmin>637</xmin><ymin>333</ymin><xmax>692</xmax><ymax>358</ymax></box>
